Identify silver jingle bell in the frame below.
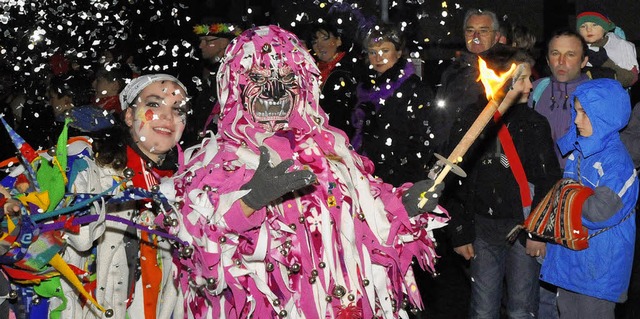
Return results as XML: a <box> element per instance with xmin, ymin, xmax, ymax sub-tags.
<box><xmin>123</xmin><ymin>168</ymin><xmax>135</xmax><ymax>179</ymax></box>
<box><xmin>289</xmin><ymin>263</ymin><xmax>301</xmax><ymax>274</ymax></box>
<box><xmin>180</xmin><ymin>246</ymin><xmax>194</xmax><ymax>258</ymax></box>
<box><xmin>332</xmin><ymin>285</ymin><xmax>346</xmax><ymax>298</ymax></box>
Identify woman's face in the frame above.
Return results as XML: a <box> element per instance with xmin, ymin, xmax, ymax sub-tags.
<box><xmin>311</xmin><ymin>30</ymin><xmax>342</xmax><ymax>63</ymax></box>
<box><xmin>125</xmin><ymin>81</ymin><xmax>188</xmax><ymax>162</ymax></box>
<box><xmin>367</xmin><ymin>40</ymin><xmax>401</xmax><ymax>75</ymax></box>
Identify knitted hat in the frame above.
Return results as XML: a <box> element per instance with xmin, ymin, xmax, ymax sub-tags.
<box><xmin>193</xmin><ymin>22</ymin><xmax>243</xmax><ymax>39</ymax></box>
<box><xmin>119</xmin><ymin>74</ymin><xmax>187</xmax><ymax>110</ymax></box>
<box><xmin>577</xmin><ymin>11</ymin><xmax>616</xmax><ymax>32</ymax></box>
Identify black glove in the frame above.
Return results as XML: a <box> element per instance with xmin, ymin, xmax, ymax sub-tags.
<box><xmin>241</xmin><ymin>146</ymin><xmax>317</xmax><ymax>210</ymax></box>
<box><xmin>402</xmin><ymin>179</ymin><xmax>444</xmax><ymax>217</ymax></box>
<box><xmin>587</xmin><ymin>48</ymin><xmax>609</xmax><ymax>67</ymax></box>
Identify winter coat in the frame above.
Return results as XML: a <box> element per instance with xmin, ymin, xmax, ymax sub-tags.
<box><xmin>353</xmin><ymin>59</ymin><xmax>445</xmax><ymax>187</ymax></box>
<box><xmin>541</xmin><ymin>79</ymin><xmax>639</xmax><ymax>303</ymax></box>
<box><xmin>183</xmin><ymin>61</ymin><xmax>221</xmax><ymax>147</ymax></box>
<box><xmin>446</xmin><ymin>102</ymin><xmax>561</xmax><ymax>247</ymax></box>
<box><xmin>528</xmin><ymin>73</ymin><xmax>591</xmax><ymax>169</ymax></box>
<box><xmin>435</xmin><ymin>50</ymin><xmax>485</xmax><ymax>149</ymax></box>
<box><xmin>586</xmin><ymin>32</ymin><xmax>639</xmax><ymax>87</ymax></box>
<box><xmin>318</xmin><ymin>51</ymin><xmax>361</xmax><ymax>138</ymax></box>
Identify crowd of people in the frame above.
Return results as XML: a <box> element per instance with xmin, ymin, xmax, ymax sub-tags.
<box><xmin>0</xmin><ymin>4</ymin><xmax>639</xmax><ymax>319</ymax></box>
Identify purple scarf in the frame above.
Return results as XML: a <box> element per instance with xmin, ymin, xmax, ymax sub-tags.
<box><xmin>352</xmin><ymin>60</ymin><xmax>415</xmax><ymax>151</ymax></box>
<box><xmin>356</xmin><ymin>60</ymin><xmax>415</xmax><ymax>111</ymax></box>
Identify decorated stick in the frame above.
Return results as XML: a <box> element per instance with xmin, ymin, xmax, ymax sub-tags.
<box><xmin>418</xmin><ymin>60</ymin><xmax>525</xmax><ymax>208</ymax></box>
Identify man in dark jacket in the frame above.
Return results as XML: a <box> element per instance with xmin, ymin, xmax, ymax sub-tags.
<box><xmin>183</xmin><ymin>19</ymin><xmax>243</xmax><ymax>147</ymax></box>
<box><xmin>422</xmin><ymin>9</ymin><xmax>503</xmax><ymax>318</ymax></box>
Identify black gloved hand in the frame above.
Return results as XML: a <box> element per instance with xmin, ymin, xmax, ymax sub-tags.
<box><xmin>587</xmin><ymin>48</ymin><xmax>609</xmax><ymax>67</ymax></box>
<box><xmin>402</xmin><ymin>179</ymin><xmax>444</xmax><ymax>217</ymax></box>
<box><xmin>241</xmin><ymin>146</ymin><xmax>317</xmax><ymax>210</ymax></box>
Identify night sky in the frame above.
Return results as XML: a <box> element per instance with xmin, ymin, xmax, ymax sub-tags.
<box><xmin>0</xmin><ymin>0</ymin><xmax>637</xmax><ymax>114</ymax></box>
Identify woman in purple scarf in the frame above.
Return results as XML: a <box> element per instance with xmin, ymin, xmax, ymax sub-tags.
<box><xmin>352</xmin><ymin>24</ymin><xmax>446</xmax><ymax>187</ymax></box>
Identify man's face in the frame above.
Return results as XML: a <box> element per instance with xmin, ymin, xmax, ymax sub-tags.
<box><xmin>547</xmin><ymin>35</ymin><xmax>588</xmax><ymax>83</ymax></box>
<box><xmin>199</xmin><ymin>36</ymin><xmax>230</xmax><ymax>62</ymax></box>
<box><xmin>464</xmin><ymin>15</ymin><xmax>500</xmax><ymax>54</ymax></box>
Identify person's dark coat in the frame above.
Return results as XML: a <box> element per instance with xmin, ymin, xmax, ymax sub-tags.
<box><xmin>445</xmin><ymin>102</ymin><xmax>562</xmax><ymax>247</ymax></box>
<box><xmin>318</xmin><ymin>51</ymin><xmax>363</xmax><ymax>138</ymax></box>
<box><xmin>353</xmin><ymin>58</ymin><xmax>445</xmax><ymax>187</ymax></box>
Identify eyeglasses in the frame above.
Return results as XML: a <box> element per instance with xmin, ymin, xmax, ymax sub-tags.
<box><xmin>464</xmin><ymin>28</ymin><xmax>495</xmax><ymax>36</ymax></box>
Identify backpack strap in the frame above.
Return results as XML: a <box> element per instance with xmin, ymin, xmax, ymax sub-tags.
<box><xmin>531</xmin><ymin>77</ymin><xmax>551</xmax><ymax>110</ymax></box>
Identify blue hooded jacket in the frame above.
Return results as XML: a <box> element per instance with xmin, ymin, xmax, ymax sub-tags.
<box><xmin>541</xmin><ymin>78</ymin><xmax>638</xmax><ymax>302</ymax></box>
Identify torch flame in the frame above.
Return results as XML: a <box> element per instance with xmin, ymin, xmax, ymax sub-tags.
<box><xmin>477</xmin><ymin>57</ymin><xmax>517</xmax><ymax>100</ymax></box>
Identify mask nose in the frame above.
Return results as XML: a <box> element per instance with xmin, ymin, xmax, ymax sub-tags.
<box><xmin>265</xmin><ymin>80</ymin><xmax>286</xmax><ymax>100</ymax></box>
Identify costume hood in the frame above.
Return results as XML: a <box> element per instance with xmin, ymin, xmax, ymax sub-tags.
<box><xmin>217</xmin><ymin>25</ymin><xmax>345</xmax><ymax>149</ymax></box>
<box><xmin>558</xmin><ymin>78</ymin><xmax>631</xmax><ymax>157</ymax></box>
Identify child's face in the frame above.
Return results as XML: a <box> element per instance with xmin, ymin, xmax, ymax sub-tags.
<box><xmin>125</xmin><ymin>81</ymin><xmax>188</xmax><ymax>162</ymax></box>
<box><xmin>510</xmin><ymin>63</ymin><xmax>533</xmax><ymax>104</ymax></box>
<box><xmin>578</xmin><ymin>22</ymin><xmax>606</xmax><ymax>44</ymax></box>
<box><xmin>574</xmin><ymin>99</ymin><xmax>593</xmax><ymax>137</ymax></box>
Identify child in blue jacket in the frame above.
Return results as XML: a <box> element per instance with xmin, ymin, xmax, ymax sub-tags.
<box><xmin>541</xmin><ymin>78</ymin><xmax>639</xmax><ymax>319</ymax></box>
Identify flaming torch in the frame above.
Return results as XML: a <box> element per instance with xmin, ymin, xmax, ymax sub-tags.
<box><xmin>418</xmin><ymin>57</ymin><xmax>524</xmax><ymax>208</ymax></box>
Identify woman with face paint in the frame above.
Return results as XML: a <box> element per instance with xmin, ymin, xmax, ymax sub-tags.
<box><xmin>80</xmin><ymin>74</ymin><xmax>189</xmax><ymax>319</ymax></box>
<box><xmin>0</xmin><ymin>74</ymin><xmax>190</xmax><ymax>319</ymax></box>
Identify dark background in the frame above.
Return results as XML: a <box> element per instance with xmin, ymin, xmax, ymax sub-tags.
<box><xmin>0</xmin><ymin>0</ymin><xmax>638</xmax><ymax>109</ymax></box>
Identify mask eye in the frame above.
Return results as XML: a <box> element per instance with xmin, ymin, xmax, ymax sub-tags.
<box><xmin>281</xmin><ymin>72</ymin><xmax>296</xmax><ymax>84</ymax></box>
<box><xmin>249</xmin><ymin>73</ymin><xmax>266</xmax><ymax>85</ymax></box>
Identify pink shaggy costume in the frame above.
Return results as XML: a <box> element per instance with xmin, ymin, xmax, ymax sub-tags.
<box><xmin>163</xmin><ymin>25</ymin><xmax>448</xmax><ymax>318</ymax></box>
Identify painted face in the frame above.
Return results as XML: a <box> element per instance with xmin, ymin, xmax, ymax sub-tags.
<box><xmin>125</xmin><ymin>81</ymin><xmax>188</xmax><ymax>162</ymax></box>
<box><xmin>311</xmin><ymin>30</ymin><xmax>342</xmax><ymax>63</ymax></box>
<box><xmin>367</xmin><ymin>40</ymin><xmax>401</xmax><ymax>75</ymax></box>
<box><xmin>464</xmin><ymin>15</ymin><xmax>499</xmax><ymax>54</ymax></box>
<box><xmin>199</xmin><ymin>36</ymin><xmax>231</xmax><ymax>61</ymax></box>
<box><xmin>242</xmin><ymin>64</ymin><xmax>299</xmax><ymax>132</ymax></box>
<box><xmin>510</xmin><ymin>63</ymin><xmax>534</xmax><ymax>104</ymax></box>
<box><xmin>574</xmin><ymin>99</ymin><xmax>593</xmax><ymax>137</ymax></box>
<box><xmin>547</xmin><ymin>35</ymin><xmax>588</xmax><ymax>83</ymax></box>
<box><xmin>578</xmin><ymin>22</ymin><xmax>606</xmax><ymax>44</ymax></box>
